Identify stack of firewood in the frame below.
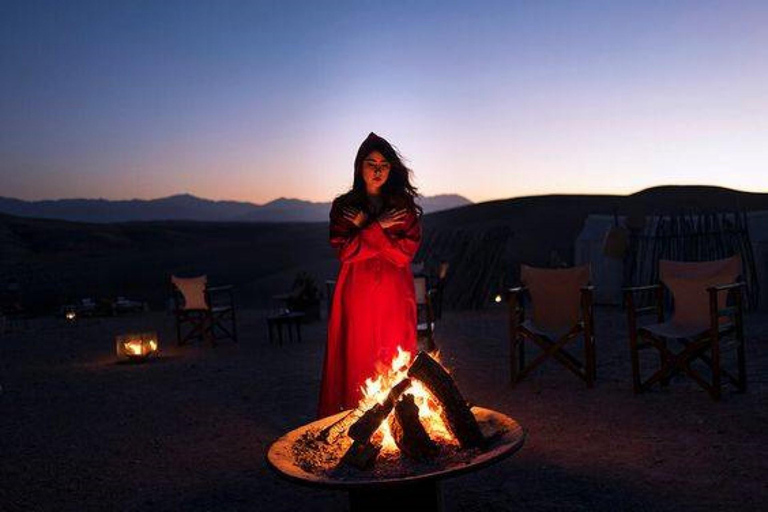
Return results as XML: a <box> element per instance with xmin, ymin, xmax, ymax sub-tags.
<box><xmin>320</xmin><ymin>352</ymin><xmax>486</xmax><ymax>469</ymax></box>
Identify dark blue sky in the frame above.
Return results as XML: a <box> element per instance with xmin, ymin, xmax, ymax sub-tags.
<box><xmin>2</xmin><ymin>1</ymin><xmax>766</xmax><ymax>203</ymax></box>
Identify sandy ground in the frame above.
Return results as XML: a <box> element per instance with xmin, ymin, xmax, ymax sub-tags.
<box><xmin>1</xmin><ymin>305</ymin><xmax>767</xmax><ymax>511</ymax></box>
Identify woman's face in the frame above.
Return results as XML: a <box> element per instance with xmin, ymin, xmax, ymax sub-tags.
<box><xmin>361</xmin><ymin>151</ymin><xmax>391</xmax><ymax>194</ymax></box>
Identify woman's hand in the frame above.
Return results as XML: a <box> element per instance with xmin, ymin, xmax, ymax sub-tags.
<box><xmin>342</xmin><ymin>207</ymin><xmax>367</xmax><ymax>227</ymax></box>
<box><xmin>378</xmin><ymin>208</ymin><xmax>408</xmax><ymax>230</ymax></box>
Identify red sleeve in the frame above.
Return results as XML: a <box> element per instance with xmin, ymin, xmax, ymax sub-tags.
<box><xmin>329</xmin><ymin>203</ymin><xmax>379</xmax><ymax>263</ymax></box>
<box><xmin>363</xmin><ymin>212</ymin><xmax>421</xmax><ymax>267</ymax></box>
<box><xmin>329</xmin><ymin>205</ymin><xmax>421</xmax><ymax>267</ymax></box>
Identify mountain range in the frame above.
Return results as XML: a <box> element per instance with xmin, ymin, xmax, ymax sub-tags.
<box><xmin>0</xmin><ymin>193</ymin><xmax>472</xmax><ymax>223</ymax></box>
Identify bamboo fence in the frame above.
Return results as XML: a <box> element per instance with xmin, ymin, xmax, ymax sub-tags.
<box><xmin>625</xmin><ymin>211</ymin><xmax>758</xmax><ymax>310</ymax></box>
<box><xmin>416</xmin><ymin>226</ymin><xmax>512</xmax><ymax>310</ymax></box>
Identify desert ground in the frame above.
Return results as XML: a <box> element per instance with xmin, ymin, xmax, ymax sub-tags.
<box><xmin>1</xmin><ymin>304</ymin><xmax>767</xmax><ymax>511</ymax></box>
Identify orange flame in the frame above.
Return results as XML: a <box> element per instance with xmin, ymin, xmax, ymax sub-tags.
<box><xmin>358</xmin><ymin>347</ymin><xmax>457</xmax><ymax>453</ymax></box>
<box><xmin>122</xmin><ymin>339</ymin><xmax>158</xmax><ymax>357</ymax></box>
<box><xmin>125</xmin><ymin>341</ymin><xmax>144</xmax><ymax>356</ymax></box>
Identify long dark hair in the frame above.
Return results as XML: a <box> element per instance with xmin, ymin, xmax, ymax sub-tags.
<box><xmin>336</xmin><ymin>132</ymin><xmax>422</xmax><ymax>217</ymax></box>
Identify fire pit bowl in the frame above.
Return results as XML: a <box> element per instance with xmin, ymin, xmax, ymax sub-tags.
<box><xmin>267</xmin><ymin>406</ymin><xmax>525</xmax><ymax>512</ymax></box>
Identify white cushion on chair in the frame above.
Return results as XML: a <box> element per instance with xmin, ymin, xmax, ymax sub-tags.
<box><xmin>172</xmin><ymin>275</ymin><xmax>208</xmax><ymax>310</ymax></box>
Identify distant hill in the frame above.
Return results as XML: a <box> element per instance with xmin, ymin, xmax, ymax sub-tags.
<box><xmin>423</xmin><ymin>185</ymin><xmax>768</xmax><ymax>271</ymax></box>
<box><xmin>238</xmin><ymin>198</ymin><xmax>332</xmax><ymax>223</ymax></box>
<box><xmin>0</xmin><ymin>194</ymin><xmax>256</xmax><ymax>223</ymax></box>
<box><xmin>0</xmin><ymin>193</ymin><xmax>472</xmax><ymax>223</ymax></box>
<box><xmin>419</xmin><ymin>194</ymin><xmax>472</xmax><ymax>213</ymax></box>
<box><xmin>2</xmin><ymin>185</ymin><xmax>767</xmax><ymax>313</ymax></box>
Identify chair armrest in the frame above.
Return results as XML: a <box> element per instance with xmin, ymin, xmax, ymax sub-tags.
<box><xmin>706</xmin><ymin>282</ymin><xmax>745</xmax><ymax>293</ymax></box>
<box><xmin>507</xmin><ymin>286</ymin><xmax>526</xmax><ymax>323</ymax></box>
<box><xmin>623</xmin><ymin>284</ymin><xmax>661</xmax><ymax>294</ymax></box>
<box><xmin>624</xmin><ymin>283</ymin><xmax>664</xmax><ymax>321</ymax></box>
<box><xmin>207</xmin><ymin>285</ymin><xmax>233</xmax><ymax>293</ymax></box>
<box><xmin>707</xmin><ymin>281</ymin><xmax>745</xmax><ymax>319</ymax></box>
<box><xmin>207</xmin><ymin>285</ymin><xmax>235</xmax><ymax>309</ymax></box>
<box><xmin>506</xmin><ymin>286</ymin><xmax>528</xmax><ymax>306</ymax></box>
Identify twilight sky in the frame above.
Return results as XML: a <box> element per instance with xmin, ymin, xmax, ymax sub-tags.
<box><xmin>1</xmin><ymin>0</ymin><xmax>766</xmax><ymax>204</ymax></box>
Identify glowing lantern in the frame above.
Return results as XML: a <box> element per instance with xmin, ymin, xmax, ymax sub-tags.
<box><xmin>116</xmin><ymin>331</ymin><xmax>158</xmax><ymax>362</ymax></box>
<box><xmin>65</xmin><ymin>310</ymin><xmax>77</xmax><ymax>322</ymax></box>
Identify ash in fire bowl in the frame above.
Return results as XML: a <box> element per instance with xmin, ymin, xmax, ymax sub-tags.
<box><xmin>268</xmin><ymin>352</ymin><xmax>526</xmax><ymax>487</ymax></box>
<box><xmin>290</xmin><ymin>407</ymin><xmax>521</xmax><ymax>482</ymax></box>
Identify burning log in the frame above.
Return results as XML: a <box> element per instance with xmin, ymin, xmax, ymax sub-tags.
<box><xmin>389</xmin><ymin>394</ymin><xmax>438</xmax><ymax>460</ymax></box>
<box><xmin>348</xmin><ymin>378</ymin><xmax>412</xmax><ymax>444</ymax></box>
<box><xmin>407</xmin><ymin>352</ymin><xmax>485</xmax><ymax>448</ymax></box>
<box><xmin>341</xmin><ymin>439</ymin><xmax>382</xmax><ymax>470</ymax></box>
<box><xmin>318</xmin><ymin>409</ymin><xmax>363</xmax><ymax>445</ymax></box>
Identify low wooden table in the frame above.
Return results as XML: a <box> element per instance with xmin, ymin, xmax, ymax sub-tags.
<box><xmin>267</xmin><ymin>407</ymin><xmax>526</xmax><ymax>512</ymax></box>
<box><xmin>266</xmin><ymin>311</ymin><xmax>305</xmax><ymax>345</ymax></box>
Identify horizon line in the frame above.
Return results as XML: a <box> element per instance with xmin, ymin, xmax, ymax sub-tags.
<box><xmin>2</xmin><ymin>184</ymin><xmax>767</xmax><ymax>206</ymax></box>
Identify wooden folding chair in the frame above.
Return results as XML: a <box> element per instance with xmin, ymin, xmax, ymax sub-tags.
<box><xmin>624</xmin><ymin>255</ymin><xmax>745</xmax><ymax>400</ymax></box>
<box><xmin>172</xmin><ymin>275</ymin><xmax>238</xmax><ymax>346</ymax></box>
<box><xmin>415</xmin><ymin>276</ymin><xmax>437</xmax><ymax>352</ymax></box>
<box><xmin>508</xmin><ymin>264</ymin><xmax>596</xmax><ymax>388</ymax></box>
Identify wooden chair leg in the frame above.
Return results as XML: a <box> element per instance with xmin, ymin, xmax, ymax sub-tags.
<box><xmin>581</xmin><ymin>289</ymin><xmax>596</xmax><ymax>388</ymax></box>
<box><xmin>231</xmin><ymin>309</ymin><xmax>239</xmax><ymax>343</ymax></box>
<box><xmin>710</xmin><ymin>332</ymin><xmax>721</xmax><ymax>401</ymax></box>
<box><xmin>737</xmin><ymin>334</ymin><xmax>747</xmax><ymax>392</ymax></box>
<box><xmin>659</xmin><ymin>338</ymin><xmax>671</xmax><ymax>387</ymax></box>
<box><xmin>736</xmin><ymin>290</ymin><xmax>747</xmax><ymax>392</ymax></box>
<box><xmin>508</xmin><ymin>292</ymin><xmax>523</xmax><ymax>386</ymax></box>
<box><xmin>509</xmin><ymin>336</ymin><xmax>520</xmax><ymax>386</ymax></box>
<box><xmin>509</xmin><ymin>335</ymin><xmax>526</xmax><ymax>386</ymax></box>
<box><xmin>585</xmin><ymin>334</ymin><xmax>596</xmax><ymax>388</ymax></box>
<box><xmin>735</xmin><ymin>296</ymin><xmax>747</xmax><ymax>392</ymax></box>
<box><xmin>426</xmin><ymin>335</ymin><xmax>436</xmax><ymax>353</ymax></box>
<box><xmin>176</xmin><ymin>315</ymin><xmax>184</xmax><ymax>346</ymax></box>
<box><xmin>629</xmin><ymin>331</ymin><xmax>642</xmax><ymax>394</ymax></box>
<box><xmin>626</xmin><ymin>293</ymin><xmax>643</xmax><ymax>394</ymax></box>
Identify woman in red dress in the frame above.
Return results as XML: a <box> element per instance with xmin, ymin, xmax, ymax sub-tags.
<box><xmin>318</xmin><ymin>133</ymin><xmax>422</xmax><ymax>418</ymax></box>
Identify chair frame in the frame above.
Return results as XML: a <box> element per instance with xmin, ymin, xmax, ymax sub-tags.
<box><xmin>431</xmin><ymin>261</ymin><xmax>450</xmax><ymax>320</ymax></box>
<box><xmin>625</xmin><ymin>281</ymin><xmax>746</xmax><ymax>400</ymax></box>
<box><xmin>417</xmin><ymin>287</ymin><xmax>437</xmax><ymax>352</ymax></box>
<box><xmin>172</xmin><ymin>284</ymin><xmax>238</xmax><ymax>346</ymax></box>
<box><xmin>508</xmin><ymin>285</ymin><xmax>596</xmax><ymax>388</ymax></box>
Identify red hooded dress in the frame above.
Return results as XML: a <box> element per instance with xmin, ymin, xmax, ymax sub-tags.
<box><xmin>318</xmin><ymin>201</ymin><xmax>421</xmax><ymax>418</ymax></box>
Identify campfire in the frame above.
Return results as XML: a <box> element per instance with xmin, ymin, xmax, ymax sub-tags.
<box><xmin>115</xmin><ymin>331</ymin><xmax>159</xmax><ymax>362</ymax></box>
<box><xmin>291</xmin><ymin>350</ymin><xmax>501</xmax><ymax>476</ymax></box>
